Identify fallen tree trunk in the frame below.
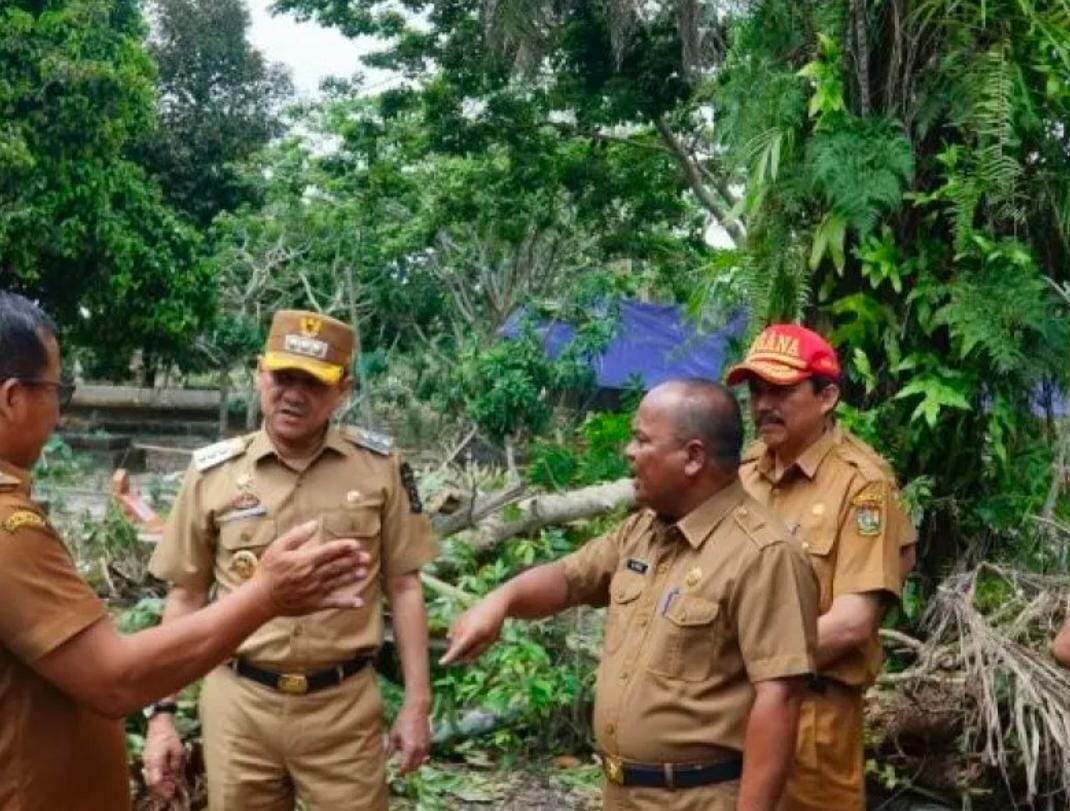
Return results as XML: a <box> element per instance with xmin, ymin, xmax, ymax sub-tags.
<box><xmin>469</xmin><ymin>478</ymin><xmax>635</xmax><ymax>554</ymax></box>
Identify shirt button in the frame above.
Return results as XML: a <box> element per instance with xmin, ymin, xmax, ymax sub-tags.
<box><xmin>802</xmin><ymin>541</ymin><xmax>811</xmax><ymax>552</ymax></box>
<box><xmin>240</xmin><ymin>531</ymin><xmax>251</xmax><ymax>543</ymax></box>
<box><xmin>638</xmin><ymin>617</ymin><xmax>648</xmax><ymax>628</ymax></box>
<box><xmin>607</xmin><ymin>723</ymin><xmax>616</xmax><ymax>735</ymax></box>
<box><xmin>619</xmin><ymin>671</ymin><xmax>629</xmax><ymax>681</ymax></box>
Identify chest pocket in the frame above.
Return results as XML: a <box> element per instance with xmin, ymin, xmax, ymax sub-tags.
<box><xmin>647</xmin><ymin>594</ymin><xmax>722</xmax><ymax>682</ymax></box>
<box><xmin>797</xmin><ymin>511</ymin><xmax>838</xmax><ymax>613</ymax></box>
<box><xmin>603</xmin><ymin>570</ymin><xmax>645</xmax><ymax>655</ymax></box>
<box><xmin>322</xmin><ymin>504</ymin><xmax>382</xmax><ymax>559</ymax></box>
<box><xmin>218</xmin><ymin>515</ymin><xmax>277</xmax><ymax>551</ymax></box>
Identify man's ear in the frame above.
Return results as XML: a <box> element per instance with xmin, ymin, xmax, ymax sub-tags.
<box><xmin>818</xmin><ymin>383</ymin><xmax>841</xmax><ymax>416</ymax></box>
<box><xmin>0</xmin><ymin>379</ymin><xmax>19</xmax><ymax>421</ymax></box>
<box><xmin>338</xmin><ymin>374</ymin><xmax>355</xmax><ymax>398</ymax></box>
<box><xmin>683</xmin><ymin>439</ymin><xmax>706</xmax><ymax>477</ymax></box>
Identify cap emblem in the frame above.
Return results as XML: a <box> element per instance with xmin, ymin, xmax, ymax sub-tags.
<box><xmin>299</xmin><ymin>316</ymin><xmax>323</xmax><ymax>338</ymax></box>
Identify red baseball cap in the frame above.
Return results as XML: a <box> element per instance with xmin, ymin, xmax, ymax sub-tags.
<box><xmin>725</xmin><ymin>324</ymin><xmax>841</xmax><ymax>386</ymax></box>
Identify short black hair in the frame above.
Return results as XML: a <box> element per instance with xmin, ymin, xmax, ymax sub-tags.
<box><xmin>0</xmin><ymin>293</ymin><xmax>58</xmax><ymax>380</ymax></box>
<box><xmin>664</xmin><ymin>379</ymin><xmax>744</xmax><ymax>472</ymax></box>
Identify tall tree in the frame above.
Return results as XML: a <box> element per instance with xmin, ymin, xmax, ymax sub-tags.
<box><xmin>141</xmin><ymin>0</ymin><xmax>294</xmax><ymax>226</ymax></box>
<box><xmin>0</xmin><ymin>0</ymin><xmax>213</xmax><ymax>372</ymax></box>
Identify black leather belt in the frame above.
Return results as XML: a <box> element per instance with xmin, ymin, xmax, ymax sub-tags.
<box><xmin>603</xmin><ymin>754</ymin><xmax>743</xmax><ymax>788</ymax></box>
<box><xmin>230</xmin><ymin>655</ymin><xmax>372</xmax><ymax>695</ymax></box>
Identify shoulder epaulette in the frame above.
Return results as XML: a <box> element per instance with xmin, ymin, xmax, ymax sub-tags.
<box><xmin>193</xmin><ymin>436</ymin><xmax>250</xmax><ymax>472</ymax></box>
<box><xmin>833</xmin><ymin>436</ymin><xmax>891</xmax><ymax>483</ymax></box>
<box><xmin>343</xmin><ymin>426</ymin><xmax>393</xmax><ymax>456</ymax></box>
<box><xmin>0</xmin><ymin>471</ymin><xmax>20</xmax><ymax>490</ymax></box>
<box><xmin>732</xmin><ymin>502</ymin><xmax>784</xmax><ymax>550</ymax></box>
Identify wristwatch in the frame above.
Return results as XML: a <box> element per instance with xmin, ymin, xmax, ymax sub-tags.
<box><xmin>143</xmin><ymin>701</ymin><xmax>179</xmax><ymax>720</ymax></box>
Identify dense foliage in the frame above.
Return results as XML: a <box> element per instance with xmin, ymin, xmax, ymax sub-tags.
<box><xmin>0</xmin><ymin>0</ymin><xmax>212</xmax><ymax>371</ymax></box>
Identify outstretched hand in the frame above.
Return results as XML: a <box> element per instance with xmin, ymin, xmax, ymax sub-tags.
<box><xmin>439</xmin><ymin>595</ymin><xmax>508</xmax><ymax>665</ymax></box>
<box><xmin>256</xmin><ymin>520</ymin><xmax>370</xmax><ymax>616</ymax></box>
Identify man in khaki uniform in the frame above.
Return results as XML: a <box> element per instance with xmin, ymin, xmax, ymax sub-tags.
<box><xmin>726</xmin><ymin>324</ymin><xmax>917</xmax><ymax>811</ymax></box>
<box><xmin>0</xmin><ymin>294</ymin><xmax>367</xmax><ymax>811</ymax></box>
<box><xmin>144</xmin><ymin>310</ymin><xmax>438</xmax><ymax>810</ymax></box>
<box><xmin>442</xmin><ymin>380</ymin><xmax>818</xmax><ymax>811</ymax></box>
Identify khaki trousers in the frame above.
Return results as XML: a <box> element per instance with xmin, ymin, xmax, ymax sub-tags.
<box><xmin>200</xmin><ymin>664</ymin><xmax>387</xmax><ymax>811</ymax></box>
<box><xmin>779</xmin><ymin>681</ymin><xmax>865</xmax><ymax>811</ymax></box>
<box><xmin>602</xmin><ymin>778</ymin><xmax>739</xmax><ymax>810</ymax></box>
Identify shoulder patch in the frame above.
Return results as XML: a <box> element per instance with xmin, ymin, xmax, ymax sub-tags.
<box><xmin>3</xmin><ymin>509</ymin><xmax>47</xmax><ymax>534</ymax></box>
<box><xmin>732</xmin><ymin>504</ymin><xmax>785</xmax><ymax>550</ymax></box>
<box><xmin>399</xmin><ymin>462</ymin><xmax>423</xmax><ymax>513</ymax></box>
<box><xmin>343</xmin><ymin>426</ymin><xmax>393</xmax><ymax>456</ymax></box>
<box><xmin>193</xmin><ymin>437</ymin><xmax>249</xmax><ymax>472</ymax></box>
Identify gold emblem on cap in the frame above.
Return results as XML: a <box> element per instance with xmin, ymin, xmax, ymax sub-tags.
<box><xmin>812</xmin><ymin>502</ymin><xmax>825</xmax><ymax>516</ymax></box>
<box><xmin>299</xmin><ymin>315</ymin><xmax>322</xmax><ymax>338</ymax></box>
<box><xmin>346</xmin><ymin>490</ymin><xmax>362</xmax><ymax>505</ymax></box>
<box><xmin>231</xmin><ymin>549</ymin><xmax>259</xmax><ymax>580</ymax></box>
<box><xmin>685</xmin><ymin>567</ymin><xmax>702</xmax><ymax>588</ymax></box>
<box><xmin>236</xmin><ymin>473</ymin><xmax>253</xmax><ymax>490</ymax></box>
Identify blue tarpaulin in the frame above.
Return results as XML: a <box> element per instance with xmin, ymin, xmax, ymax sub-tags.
<box><xmin>502</xmin><ymin>301</ymin><xmax>747</xmax><ymax>391</ymax></box>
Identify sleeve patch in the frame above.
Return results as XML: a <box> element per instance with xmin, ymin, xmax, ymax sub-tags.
<box><xmin>3</xmin><ymin>510</ymin><xmax>47</xmax><ymax>534</ymax></box>
<box><xmin>399</xmin><ymin>462</ymin><xmax>423</xmax><ymax>514</ymax></box>
<box><xmin>855</xmin><ymin>503</ymin><xmax>882</xmax><ymax>536</ymax></box>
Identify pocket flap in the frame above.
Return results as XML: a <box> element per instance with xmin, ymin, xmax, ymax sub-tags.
<box><xmin>610</xmin><ymin>570</ymin><xmax>645</xmax><ymax>604</ymax></box>
<box><xmin>666</xmin><ymin>595</ymin><xmax>719</xmax><ymax>626</ymax></box>
<box><xmin>218</xmin><ymin>517</ymin><xmax>276</xmax><ymax>550</ymax></box>
<box><xmin>323</xmin><ymin>506</ymin><xmax>381</xmax><ymax>539</ymax></box>
<box><xmin>798</xmin><ymin>512</ymin><xmax>836</xmax><ymax>556</ymax></box>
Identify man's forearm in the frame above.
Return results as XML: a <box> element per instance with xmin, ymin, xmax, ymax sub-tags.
<box><xmin>498</xmin><ymin>562</ymin><xmax>572</xmax><ymax>619</ymax></box>
<box><xmin>388</xmin><ymin>573</ymin><xmax>432</xmax><ymax>709</ymax></box>
<box><xmin>737</xmin><ymin>678</ymin><xmax>804</xmax><ymax>811</ymax></box>
<box><xmin>99</xmin><ymin>579</ymin><xmax>274</xmax><ymax>716</ymax></box>
<box><xmin>153</xmin><ymin>586</ymin><xmax>211</xmax><ymax>705</ymax></box>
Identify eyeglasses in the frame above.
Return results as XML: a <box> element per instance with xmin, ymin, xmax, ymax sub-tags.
<box><xmin>8</xmin><ymin>378</ymin><xmax>77</xmax><ymax>409</ymax></box>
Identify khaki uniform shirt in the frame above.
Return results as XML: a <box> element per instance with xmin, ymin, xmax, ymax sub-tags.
<box><xmin>740</xmin><ymin>426</ymin><xmax>915</xmax><ymax>687</ymax></box>
<box><xmin>561</xmin><ymin>480</ymin><xmax>817</xmax><ymax>763</ymax></box>
<box><xmin>150</xmin><ymin>427</ymin><xmax>437</xmax><ymax>671</ymax></box>
<box><xmin>0</xmin><ymin>461</ymin><xmax>129</xmax><ymax>810</ymax></box>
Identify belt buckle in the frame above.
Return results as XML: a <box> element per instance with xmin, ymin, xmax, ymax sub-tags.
<box><xmin>604</xmin><ymin>755</ymin><xmax>624</xmax><ymax>785</ymax></box>
<box><xmin>277</xmin><ymin>673</ymin><xmax>308</xmax><ymax>695</ymax></box>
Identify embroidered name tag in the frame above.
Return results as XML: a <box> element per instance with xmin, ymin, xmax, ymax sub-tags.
<box><xmin>626</xmin><ymin>558</ymin><xmax>649</xmax><ymax>575</ymax></box>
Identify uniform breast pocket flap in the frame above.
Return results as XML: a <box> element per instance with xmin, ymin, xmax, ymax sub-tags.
<box><xmin>610</xmin><ymin>570</ymin><xmax>645</xmax><ymax>605</ymax></box>
<box><xmin>323</xmin><ymin>505</ymin><xmax>381</xmax><ymax>540</ymax></box>
<box><xmin>665</xmin><ymin>594</ymin><xmax>719</xmax><ymax>627</ymax></box>
<box><xmin>798</xmin><ymin>511</ymin><xmax>836</xmax><ymax>557</ymax></box>
<box><xmin>649</xmin><ymin>594</ymin><xmax>721</xmax><ymax>682</ymax></box>
<box><xmin>218</xmin><ymin>516</ymin><xmax>276</xmax><ymax>550</ymax></box>
<box><xmin>603</xmin><ymin>569</ymin><xmax>645</xmax><ymax>655</ymax></box>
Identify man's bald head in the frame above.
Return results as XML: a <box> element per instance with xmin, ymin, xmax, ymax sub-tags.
<box><xmin>644</xmin><ymin>379</ymin><xmax>743</xmax><ymax>473</ymax></box>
